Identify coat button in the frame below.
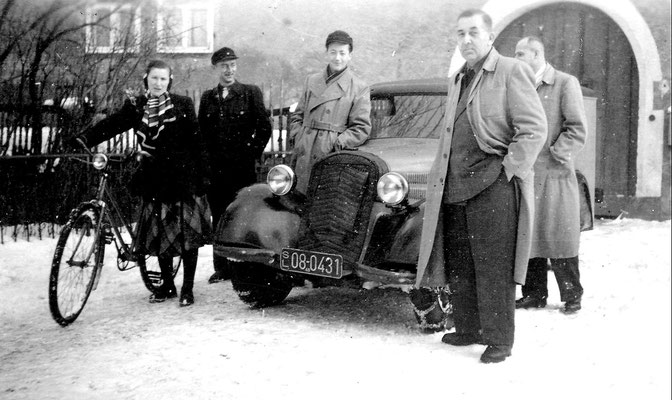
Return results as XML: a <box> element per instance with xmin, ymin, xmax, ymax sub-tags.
<box><xmin>443</xmin><ymin>153</ymin><xmax>447</xmax><ymax>159</ymax></box>
<box><xmin>446</xmin><ymin>126</ymin><xmax>452</xmax><ymax>133</ymax></box>
<box><xmin>439</xmin><ymin>177</ymin><xmax>444</xmax><ymax>184</ymax></box>
<box><xmin>326</xmin><ymin>109</ymin><xmax>331</xmax><ymax>114</ymax></box>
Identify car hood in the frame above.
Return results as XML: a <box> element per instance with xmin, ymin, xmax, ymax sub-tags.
<box><xmin>359</xmin><ymin>138</ymin><xmax>438</xmax><ymax>174</ymax></box>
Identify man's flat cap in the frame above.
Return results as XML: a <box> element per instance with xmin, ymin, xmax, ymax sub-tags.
<box><xmin>325</xmin><ymin>30</ymin><xmax>353</xmax><ymax>50</ymax></box>
<box><xmin>211</xmin><ymin>47</ymin><xmax>238</xmax><ymax>64</ymax></box>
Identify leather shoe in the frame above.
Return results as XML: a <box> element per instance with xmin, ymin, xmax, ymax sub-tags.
<box><xmin>441</xmin><ymin>332</ymin><xmax>483</xmax><ymax>346</ymax></box>
<box><xmin>149</xmin><ymin>285</ymin><xmax>177</xmax><ymax>303</ymax></box>
<box><xmin>562</xmin><ymin>299</ymin><xmax>581</xmax><ymax>314</ymax></box>
<box><xmin>515</xmin><ymin>296</ymin><xmax>547</xmax><ymax>309</ymax></box>
<box><xmin>480</xmin><ymin>345</ymin><xmax>512</xmax><ymax>364</ymax></box>
<box><xmin>208</xmin><ymin>270</ymin><xmax>230</xmax><ymax>284</ymax></box>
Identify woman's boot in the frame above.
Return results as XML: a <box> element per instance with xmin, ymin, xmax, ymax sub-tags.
<box><xmin>149</xmin><ymin>255</ymin><xmax>178</xmax><ymax>303</ymax></box>
<box><xmin>179</xmin><ymin>249</ymin><xmax>198</xmax><ymax>307</ymax></box>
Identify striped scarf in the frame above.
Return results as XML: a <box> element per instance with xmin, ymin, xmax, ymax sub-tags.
<box><xmin>137</xmin><ymin>91</ymin><xmax>176</xmax><ymax>151</ymax></box>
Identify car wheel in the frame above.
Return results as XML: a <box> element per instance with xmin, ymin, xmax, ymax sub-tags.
<box><xmin>231</xmin><ymin>262</ymin><xmax>293</xmax><ymax>308</ymax></box>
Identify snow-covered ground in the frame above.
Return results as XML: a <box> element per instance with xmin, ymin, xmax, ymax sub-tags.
<box><xmin>0</xmin><ymin>218</ymin><xmax>670</xmax><ymax>400</ymax></box>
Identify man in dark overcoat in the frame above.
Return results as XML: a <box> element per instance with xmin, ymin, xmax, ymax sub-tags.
<box><xmin>513</xmin><ymin>36</ymin><xmax>587</xmax><ymax>314</ymax></box>
<box><xmin>416</xmin><ymin>9</ymin><xmax>547</xmax><ymax>363</ymax></box>
<box><xmin>198</xmin><ymin>47</ymin><xmax>272</xmax><ymax>283</ymax></box>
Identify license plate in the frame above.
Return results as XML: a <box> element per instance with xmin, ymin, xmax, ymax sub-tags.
<box><xmin>280</xmin><ymin>248</ymin><xmax>343</xmax><ymax>278</ymax></box>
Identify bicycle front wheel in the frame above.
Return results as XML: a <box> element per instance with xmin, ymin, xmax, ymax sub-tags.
<box><xmin>138</xmin><ymin>255</ymin><xmax>181</xmax><ymax>294</ymax></box>
<box><xmin>49</xmin><ymin>203</ymin><xmax>105</xmax><ymax>326</ymax></box>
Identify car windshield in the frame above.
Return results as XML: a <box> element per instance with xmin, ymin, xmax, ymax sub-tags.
<box><xmin>370</xmin><ymin>94</ymin><xmax>446</xmax><ymax>139</ymax></box>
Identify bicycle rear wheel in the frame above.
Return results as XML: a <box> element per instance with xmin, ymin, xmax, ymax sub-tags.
<box><xmin>49</xmin><ymin>203</ymin><xmax>105</xmax><ymax>326</ymax></box>
<box><xmin>138</xmin><ymin>255</ymin><xmax>181</xmax><ymax>294</ymax></box>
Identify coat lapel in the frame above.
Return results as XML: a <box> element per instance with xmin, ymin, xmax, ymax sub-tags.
<box><xmin>307</xmin><ymin>68</ymin><xmax>350</xmax><ymax>111</ymax></box>
<box><xmin>453</xmin><ymin>50</ymin><xmax>499</xmax><ymax>120</ymax></box>
<box><xmin>222</xmin><ymin>81</ymin><xmax>243</xmax><ymax>103</ymax></box>
<box><xmin>454</xmin><ymin>72</ymin><xmax>469</xmax><ymax>120</ymax></box>
<box><xmin>206</xmin><ymin>87</ymin><xmax>218</xmax><ymax>107</ymax></box>
<box><xmin>466</xmin><ymin>49</ymin><xmax>499</xmax><ymax>104</ymax></box>
<box><xmin>538</xmin><ymin>64</ymin><xmax>556</xmax><ymax>90</ymax></box>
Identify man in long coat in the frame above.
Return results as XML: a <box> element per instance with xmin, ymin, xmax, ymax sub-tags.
<box><xmin>199</xmin><ymin>47</ymin><xmax>272</xmax><ymax>283</ymax></box>
<box><xmin>289</xmin><ymin>30</ymin><xmax>371</xmax><ymax>194</ymax></box>
<box><xmin>416</xmin><ymin>9</ymin><xmax>547</xmax><ymax>363</ymax></box>
<box><xmin>514</xmin><ymin>36</ymin><xmax>587</xmax><ymax>314</ymax></box>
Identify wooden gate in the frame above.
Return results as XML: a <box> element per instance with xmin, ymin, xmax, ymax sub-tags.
<box><xmin>494</xmin><ymin>3</ymin><xmax>639</xmax><ymax>216</ymax></box>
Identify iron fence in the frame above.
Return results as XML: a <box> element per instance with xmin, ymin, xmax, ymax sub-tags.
<box><xmin>0</xmin><ymin>102</ymin><xmax>293</xmax><ymax>243</ymax></box>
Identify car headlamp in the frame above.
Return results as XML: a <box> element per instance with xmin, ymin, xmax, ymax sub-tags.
<box><xmin>377</xmin><ymin>172</ymin><xmax>409</xmax><ymax>206</ymax></box>
<box><xmin>92</xmin><ymin>153</ymin><xmax>108</xmax><ymax>170</ymax></box>
<box><xmin>267</xmin><ymin>164</ymin><xmax>295</xmax><ymax>196</ymax></box>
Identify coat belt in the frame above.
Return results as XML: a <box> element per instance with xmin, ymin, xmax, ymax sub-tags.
<box><xmin>308</xmin><ymin>120</ymin><xmax>346</xmax><ymax>133</ymax></box>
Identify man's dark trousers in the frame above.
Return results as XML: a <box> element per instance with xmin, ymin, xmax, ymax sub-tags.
<box><xmin>522</xmin><ymin>257</ymin><xmax>583</xmax><ymax>302</ymax></box>
<box><xmin>443</xmin><ymin>172</ymin><xmax>518</xmax><ymax>347</ymax></box>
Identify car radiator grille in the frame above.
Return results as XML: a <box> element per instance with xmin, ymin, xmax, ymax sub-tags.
<box><xmin>298</xmin><ymin>152</ymin><xmax>387</xmax><ymax>269</ymax></box>
<box><xmin>405</xmin><ymin>172</ymin><xmax>428</xmax><ymax>201</ymax></box>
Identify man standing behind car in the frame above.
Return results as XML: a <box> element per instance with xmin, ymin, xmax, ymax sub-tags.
<box><xmin>416</xmin><ymin>9</ymin><xmax>547</xmax><ymax>363</ymax></box>
<box><xmin>289</xmin><ymin>30</ymin><xmax>371</xmax><ymax>194</ymax></box>
<box><xmin>513</xmin><ymin>36</ymin><xmax>587</xmax><ymax>314</ymax></box>
<box><xmin>199</xmin><ymin>47</ymin><xmax>272</xmax><ymax>283</ymax></box>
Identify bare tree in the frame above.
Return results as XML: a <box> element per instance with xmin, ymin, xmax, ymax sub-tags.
<box><xmin>0</xmin><ymin>0</ymin><xmax>184</xmax><ymax>155</ymax></box>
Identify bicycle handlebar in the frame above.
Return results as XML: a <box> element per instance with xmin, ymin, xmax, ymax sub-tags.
<box><xmin>74</xmin><ymin>137</ymin><xmax>93</xmax><ymax>156</ymax></box>
<box><xmin>72</xmin><ymin>135</ymin><xmax>147</xmax><ymax>164</ymax></box>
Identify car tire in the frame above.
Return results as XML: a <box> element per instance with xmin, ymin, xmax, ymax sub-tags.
<box><xmin>231</xmin><ymin>262</ymin><xmax>293</xmax><ymax>308</ymax></box>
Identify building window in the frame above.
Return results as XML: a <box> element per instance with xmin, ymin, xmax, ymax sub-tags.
<box><xmin>85</xmin><ymin>3</ymin><xmax>141</xmax><ymax>53</ymax></box>
<box><xmin>157</xmin><ymin>1</ymin><xmax>214</xmax><ymax>53</ymax></box>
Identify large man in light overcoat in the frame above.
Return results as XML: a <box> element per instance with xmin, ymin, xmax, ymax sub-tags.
<box><xmin>416</xmin><ymin>9</ymin><xmax>547</xmax><ymax>363</ymax></box>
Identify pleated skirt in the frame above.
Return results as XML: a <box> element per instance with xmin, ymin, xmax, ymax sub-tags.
<box><xmin>135</xmin><ymin>195</ymin><xmax>213</xmax><ymax>257</ymax></box>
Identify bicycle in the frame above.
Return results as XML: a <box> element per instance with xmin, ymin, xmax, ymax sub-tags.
<box><xmin>48</xmin><ymin>141</ymin><xmax>181</xmax><ymax>326</ymax></box>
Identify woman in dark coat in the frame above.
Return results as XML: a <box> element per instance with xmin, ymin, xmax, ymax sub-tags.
<box><xmin>78</xmin><ymin>60</ymin><xmax>212</xmax><ymax>307</ymax></box>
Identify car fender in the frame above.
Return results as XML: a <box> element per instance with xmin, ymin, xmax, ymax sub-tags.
<box><xmin>386</xmin><ymin>202</ymin><xmax>424</xmax><ymax>265</ymax></box>
<box><xmin>361</xmin><ymin>201</ymin><xmax>425</xmax><ymax>268</ymax></box>
<box><xmin>215</xmin><ymin>183</ymin><xmax>303</xmax><ymax>253</ymax></box>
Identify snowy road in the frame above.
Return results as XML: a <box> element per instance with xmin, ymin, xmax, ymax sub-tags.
<box><xmin>1</xmin><ymin>218</ymin><xmax>670</xmax><ymax>400</ymax></box>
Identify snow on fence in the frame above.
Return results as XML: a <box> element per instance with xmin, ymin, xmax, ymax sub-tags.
<box><xmin>1</xmin><ymin>100</ymin><xmax>295</xmax><ymax>243</ymax></box>
<box><xmin>0</xmin><ymin>105</ymin><xmax>71</xmax><ymax>156</ymax></box>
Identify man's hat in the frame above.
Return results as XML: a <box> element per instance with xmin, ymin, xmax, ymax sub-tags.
<box><xmin>325</xmin><ymin>30</ymin><xmax>353</xmax><ymax>50</ymax></box>
<box><xmin>211</xmin><ymin>47</ymin><xmax>238</xmax><ymax>65</ymax></box>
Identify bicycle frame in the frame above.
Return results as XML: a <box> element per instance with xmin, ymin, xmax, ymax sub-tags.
<box><xmin>98</xmin><ymin>169</ymin><xmax>141</xmax><ymax>263</ymax></box>
<box><xmin>49</xmin><ymin>148</ymin><xmax>182</xmax><ymax>326</ymax></box>
<box><xmin>81</xmin><ymin>154</ymin><xmax>141</xmax><ymax>290</ymax></box>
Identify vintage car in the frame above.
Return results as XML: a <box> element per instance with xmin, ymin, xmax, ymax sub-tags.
<box><xmin>213</xmin><ymin>78</ymin><xmax>593</xmax><ymax>316</ymax></box>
